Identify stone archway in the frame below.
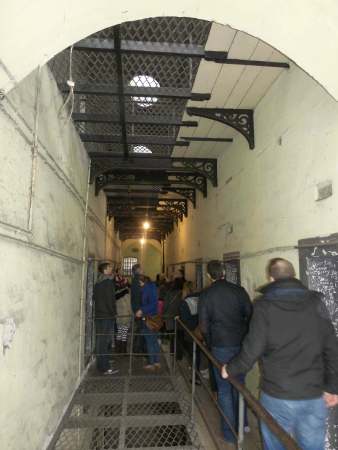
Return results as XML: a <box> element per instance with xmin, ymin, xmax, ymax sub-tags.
<box><xmin>1</xmin><ymin>0</ymin><xmax>338</xmax><ymax>98</ymax></box>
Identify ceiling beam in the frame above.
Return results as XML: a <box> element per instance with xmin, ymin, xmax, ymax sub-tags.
<box><xmin>96</xmin><ymin>172</ymin><xmax>207</xmax><ymax>197</ymax></box>
<box><xmin>114</xmin><ymin>26</ymin><xmax>128</xmax><ymax>159</ymax></box>
<box><xmin>81</xmin><ymin>134</ymin><xmax>190</xmax><ymax>146</ymax></box>
<box><xmin>59</xmin><ymin>83</ymin><xmax>210</xmax><ymax>101</ymax></box>
<box><xmin>104</xmin><ymin>187</ymin><xmax>196</xmax><ymax>207</ymax></box>
<box><xmin>74</xmin><ymin>38</ymin><xmax>228</xmax><ymax>62</ymax></box>
<box><xmin>91</xmin><ymin>155</ymin><xmax>217</xmax><ymax>187</ymax></box>
<box><xmin>181</xmin><ymin>136</ymin><xmax>233</xmax><ymax>142</ymax></box>
<box><xmin>73</xmin><ymin>38</ymin><xmax>289</xmax><ymax>67</ymax></box>
<box><xmin>72</xmin><ymin>113</ymin><xmax>198</xmax><ymax>127</ymax></box>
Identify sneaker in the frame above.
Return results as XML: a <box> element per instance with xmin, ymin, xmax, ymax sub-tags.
<box><xmin>143</xmin><ymin>364</ymin><xmax>155</xmax><ymax>371</ymax></box>
<box><xmin>154</xmin><ymin>363</ymin><xmax>161</xmax><ymax>370</ymax></box>
<box><xmin>244</xmin><ymin>426</ymin><xmax>251</xmax><ymax>433</ymax></box>
<box><xmin>103</xmin><ymin>368</ymin><xmax>119</xmax><ymax>375</ymax></box>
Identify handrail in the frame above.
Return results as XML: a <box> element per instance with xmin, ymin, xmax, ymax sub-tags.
<box><xmin>176</xmin><ymin>317</ymin><xmax>301</xmax><ymax>450</ymax></box>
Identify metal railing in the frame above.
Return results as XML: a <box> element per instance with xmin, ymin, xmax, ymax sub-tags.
<box><xmin>176</xmin><ymin>317</ymin><xmax>301</xmax><ymax>450</ymax></box>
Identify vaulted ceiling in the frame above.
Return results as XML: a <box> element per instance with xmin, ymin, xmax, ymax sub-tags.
<box><xmin>49</xmin><ymin>17</ymin><xmax>289</xmax><ymax>241</ymax></box>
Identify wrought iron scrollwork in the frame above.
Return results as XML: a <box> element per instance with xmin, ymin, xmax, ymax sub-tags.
<box><xmin>95</xmin><ymin>173</ymin><xmax>136</xmax><ymax>195</ymax></box>
<box><xmin>172</xmin><ymin>174</ymin><xmax>207</xmax><ymax>198</ymax></box>
<box><xmin>186</xmin><ymin>107</ymin><xmax>255</xmax><ymax>149</ymax></box>
<box><xmin>166</xmin><ymin>188</ymin><xmax>196</xmax><ymax>208</ymax></box>
<box><xmin>173</xmin><ymin>158</ymin><xmax>217</xmax><ymax>187</ymax></box>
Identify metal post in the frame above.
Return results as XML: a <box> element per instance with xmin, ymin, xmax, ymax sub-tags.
<box><xmin>191</xmin><ymin>340</ymin><xmax>197</xmax><ymax>421</ymax></box>
<box><xmin>238</xmin><ymin>393</ymin><xmax>245</xmax><ymax>450</ymax></box>
<box><xmin>173</xmin><ymin>319</ymin><xmax>177</xmax><ymax>375</ymax></box>
<box><xmin>128</xmin><ymin>317</ymin><xmax>134</xmax><ymax>376</ymax></box>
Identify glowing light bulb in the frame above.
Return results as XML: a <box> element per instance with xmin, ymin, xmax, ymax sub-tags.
<box><xmin>143</xmin><ymin>221</ymin><xmax>150</xmax><ymax>230</ymax></box>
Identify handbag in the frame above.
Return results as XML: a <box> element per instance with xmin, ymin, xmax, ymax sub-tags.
<box><xmin>145</xmin><ymin>315</ymin><xmax>163</xmax><ymax>332</ymax></box>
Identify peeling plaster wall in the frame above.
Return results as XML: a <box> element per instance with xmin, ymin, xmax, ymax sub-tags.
<box><xmin>0</xmin><ymin>66</ymin><xmax>119</xmax><ymax>450</ymax></box>
<box><xmin>165</xmin><ymin>64</ymin><xmax>338</xmax><ymax>395</ymax></box>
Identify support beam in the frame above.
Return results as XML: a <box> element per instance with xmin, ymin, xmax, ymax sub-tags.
<box><xmin>81</xmin><ymin>134</ymin><xmax>190</xmax><ymax>146</ymax></box>
<box><xmin>91</xmin><ymin>155</ymin><xmax>217</xmax><ymax>188</ymax></box>
<box><xmin>59</xmin><ymin>83</ymin><xmax>210</xmax><ymax>101</ymax></box>
<box><xmin>73</xmin><ymin>38</ymin><xmax>289</xmax><ymax>67</ymax></box>
<box><xmin>114</xmin><ymin>26</ymin><xmax>128</xmax><ymax>158</ymax></box>
<box><xmin>74</xmin><ymin>38</ymin><xmax>227</xmax><ymax>61</ymax></box>
<box><xmin>181</xmin><ymin>136</ymin><xmax>233</xmax><ymax>143</ymax></box>
<box><xmin>95</xmin><ymin>172</ymin><xmax>207</xmax><ymax>197</ymax></box>
<box><xmin>72</xmin><ymin>113</ymin><xmax>198</xmax><ymax>127</ymax></box>
<box><xmin>104</xmin><ymin>187</ymin><xmax>196</xmax><ymax>207</ymax></box>
<box><xmin>187</xmin><ymin>107</ymin><xmax>255</xmax><ymax>149</ymax></box>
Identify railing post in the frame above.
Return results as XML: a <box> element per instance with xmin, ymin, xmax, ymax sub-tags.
<box><xmin>191</xmin><ymin>339</ymin><xmax>197</xmax><ymax>421</ymax></box>
<box><xmin>128</xmin><ymin>316</ymin><xmax>134</xmax><ymax>376</ymax></box>
<box><xmin>238</xmin><ymin>393</ymin><xmax>245</xmax><ymax>450</ymax></box>
<box><xmin>173</xmin><ymin>318</ymin><xmax>177</xmax><ymax>375</ymax></box>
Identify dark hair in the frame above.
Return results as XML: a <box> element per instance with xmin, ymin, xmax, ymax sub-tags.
<box><xmin>144</xmin><ymin>276</ymin><xmax>151</xmax><ymax>283</ymax></box>
<box><xmin>207</xmin><ymin>260</ymin><xmax>224</xmax><ymax>280</ymax></box>
<box><xmin>172</xmin><ymin>277</ymin><xmax>184</xmax><ymax>290</ymax></box>
<box><xmin>132</xmin><ymin>263</ymin><xmax>141</xmax><ymax>274</ymax></box>
<box><xmin>267</xmin><ymin>258</ymin><xmax>296</xmax><ymax>280</ymax></box>
<box><xmin>98</xmin><ymin>262</ymin><xmax>112</xmax><ymax>274</ymax></box>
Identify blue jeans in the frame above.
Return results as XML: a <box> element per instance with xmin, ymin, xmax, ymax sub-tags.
<box><xmin>95</xmin><ymin>319</ymin><xmax>114</xmax><ymax>372</ymax></box>
<box><xmin>260</xmin><ymin>392</ymin><xmax>328</xmax><ymax>450</ymax></box>
<box><xmin>141</xmin><ymin>321</ymin><xmax>160</xmax><ymax>364</ymax></box>
<box><xmin>212</xmin><ymin>346</ymin><xmax>245</xmax><ymax>443</ymax></box>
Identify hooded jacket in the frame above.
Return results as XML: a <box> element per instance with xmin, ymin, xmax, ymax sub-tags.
<box><xmin>93</xmin><ymin>274</ymin><xmax>116</xmax><ymax>319</ymax></box>
<box><xmin>227</xmin><ymin>278</ymin><xmax>338</xmax><ymax>399</ymax></box>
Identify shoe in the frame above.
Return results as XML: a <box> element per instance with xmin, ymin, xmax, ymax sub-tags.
<box><xmin>244</xmin><ymin>426</ymin><xmax>251</xmax><ymax>433</ymax></box>
<box><xmin>103</xmin><ymin>368</ymin><xmax>119</xmax><ymax>375</ymax></box>
<box><xmin>154</xmin><ymin>363</ymin><xmax>161</xmax><ymax>370</ymax></box>
<box><xmin>143</xmin><ymin>364</ymin><xmax>155</xmax><ymax>371</ymax></box>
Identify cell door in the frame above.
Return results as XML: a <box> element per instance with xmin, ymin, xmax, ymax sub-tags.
<box><xmin>223</xmin><ymin>252</ymin><xmax>241</xmax><ymax>286</ymax></box>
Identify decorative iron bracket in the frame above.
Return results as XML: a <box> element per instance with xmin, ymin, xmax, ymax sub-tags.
<box><xmin>186</xmin><ymin>107</ymin><xmax>255</xmax><ymax>149</ymax></box>
<box><xmin>171</xmin><ymin>174</ymin><xmax>207</xmax><ymax>198</ymax></box>
<box><xmin>165</xmin><ymin>188</ymin><xmax>196</xmax><ymax>208</ymax></box>
<box><xmin>173</xmin><ymin>158</ymin><xmax>217</xmax><ymax>187</ymax></box>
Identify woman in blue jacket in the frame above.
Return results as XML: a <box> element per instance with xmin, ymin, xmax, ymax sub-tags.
<box><xmin>135</xmin><ymin>276</ymin><xmax>161</xmax><ymax>370</ymax></box>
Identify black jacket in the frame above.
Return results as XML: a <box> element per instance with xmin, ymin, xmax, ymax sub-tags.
<box><xmin>199</xmin><ymin>279</ymin><xmax>252</xmax><ymax>347</ymax></box>
<box><xmin>227</xmin><ymin>278</ymin><xmax>338</xmax><ymax>399</ymax></box>
<box><xmin>93</xmin><ymin>276</ymin><xmax>116</xmax><ymax>318</ymax></box>
<box><xmin>131</xmin><ymin>273</ymin><xmax>142</xmax><ymax>313</ymax></box>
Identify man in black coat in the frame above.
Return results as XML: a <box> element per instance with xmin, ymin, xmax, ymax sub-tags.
<box><xmin>199</xmin><ymin>260</ymin><xmax>252</xmax><ymax>445</ymax></box>
<box><xmin>222</xmin><ymin>258</ymin><xmax>338</xmax><ymax>450</ymax></box>
<box><xmin>93</xmin><ymin>262</ymin><xmax>118</xmax><ymax>375</ymax></box>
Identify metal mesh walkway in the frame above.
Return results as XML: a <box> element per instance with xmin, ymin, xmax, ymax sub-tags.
<box><xmin>49</xmin><ymin>358</ymin><xmax>204</xmax><ymax>450</ymax></box>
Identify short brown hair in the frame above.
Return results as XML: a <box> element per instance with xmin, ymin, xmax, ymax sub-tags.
<box><xmin>267</xmin><ymin>258</ymin><xmax>295</xmax><ymax>280</ymax></box>
<box><xmin>98</xmin><ymin>262</ymin><xmax>112</xmax><ymax>274</ymax></box>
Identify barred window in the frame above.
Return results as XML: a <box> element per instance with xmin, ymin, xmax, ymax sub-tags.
<box><xmin>123</xmin><ymin>257</ymin><xmax>138</xmax><ymax>276</ymax></box>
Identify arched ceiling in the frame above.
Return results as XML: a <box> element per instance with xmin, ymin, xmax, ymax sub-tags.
<box><xmin>1</xmin><ymin>0</ymin><xmax>338</xmax><ymax>99</ymax></box>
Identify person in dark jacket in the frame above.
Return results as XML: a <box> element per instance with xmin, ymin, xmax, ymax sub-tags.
<box><xmin>222</xmin><ymin>258</ymin><xmax>338</xmax><ymax>450</ymax></box>
<box><xmin>135</xmin><ymin>276</ymin><xmax>161</xmax><ymax>370</ymax></box>
<box><xmin>93</xmin><ymin>262</ymin><xmax>118</xmax><ymax>375</ymax></box>
<box><xmin>131</xmin><ymin>264</ymin><xmax>142</xmax><ymax>313</ymax></box>
<box><xmin>199</xmin><ymin>260</ymin><xmax>252</xmax><ymax>444</ymax></box>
